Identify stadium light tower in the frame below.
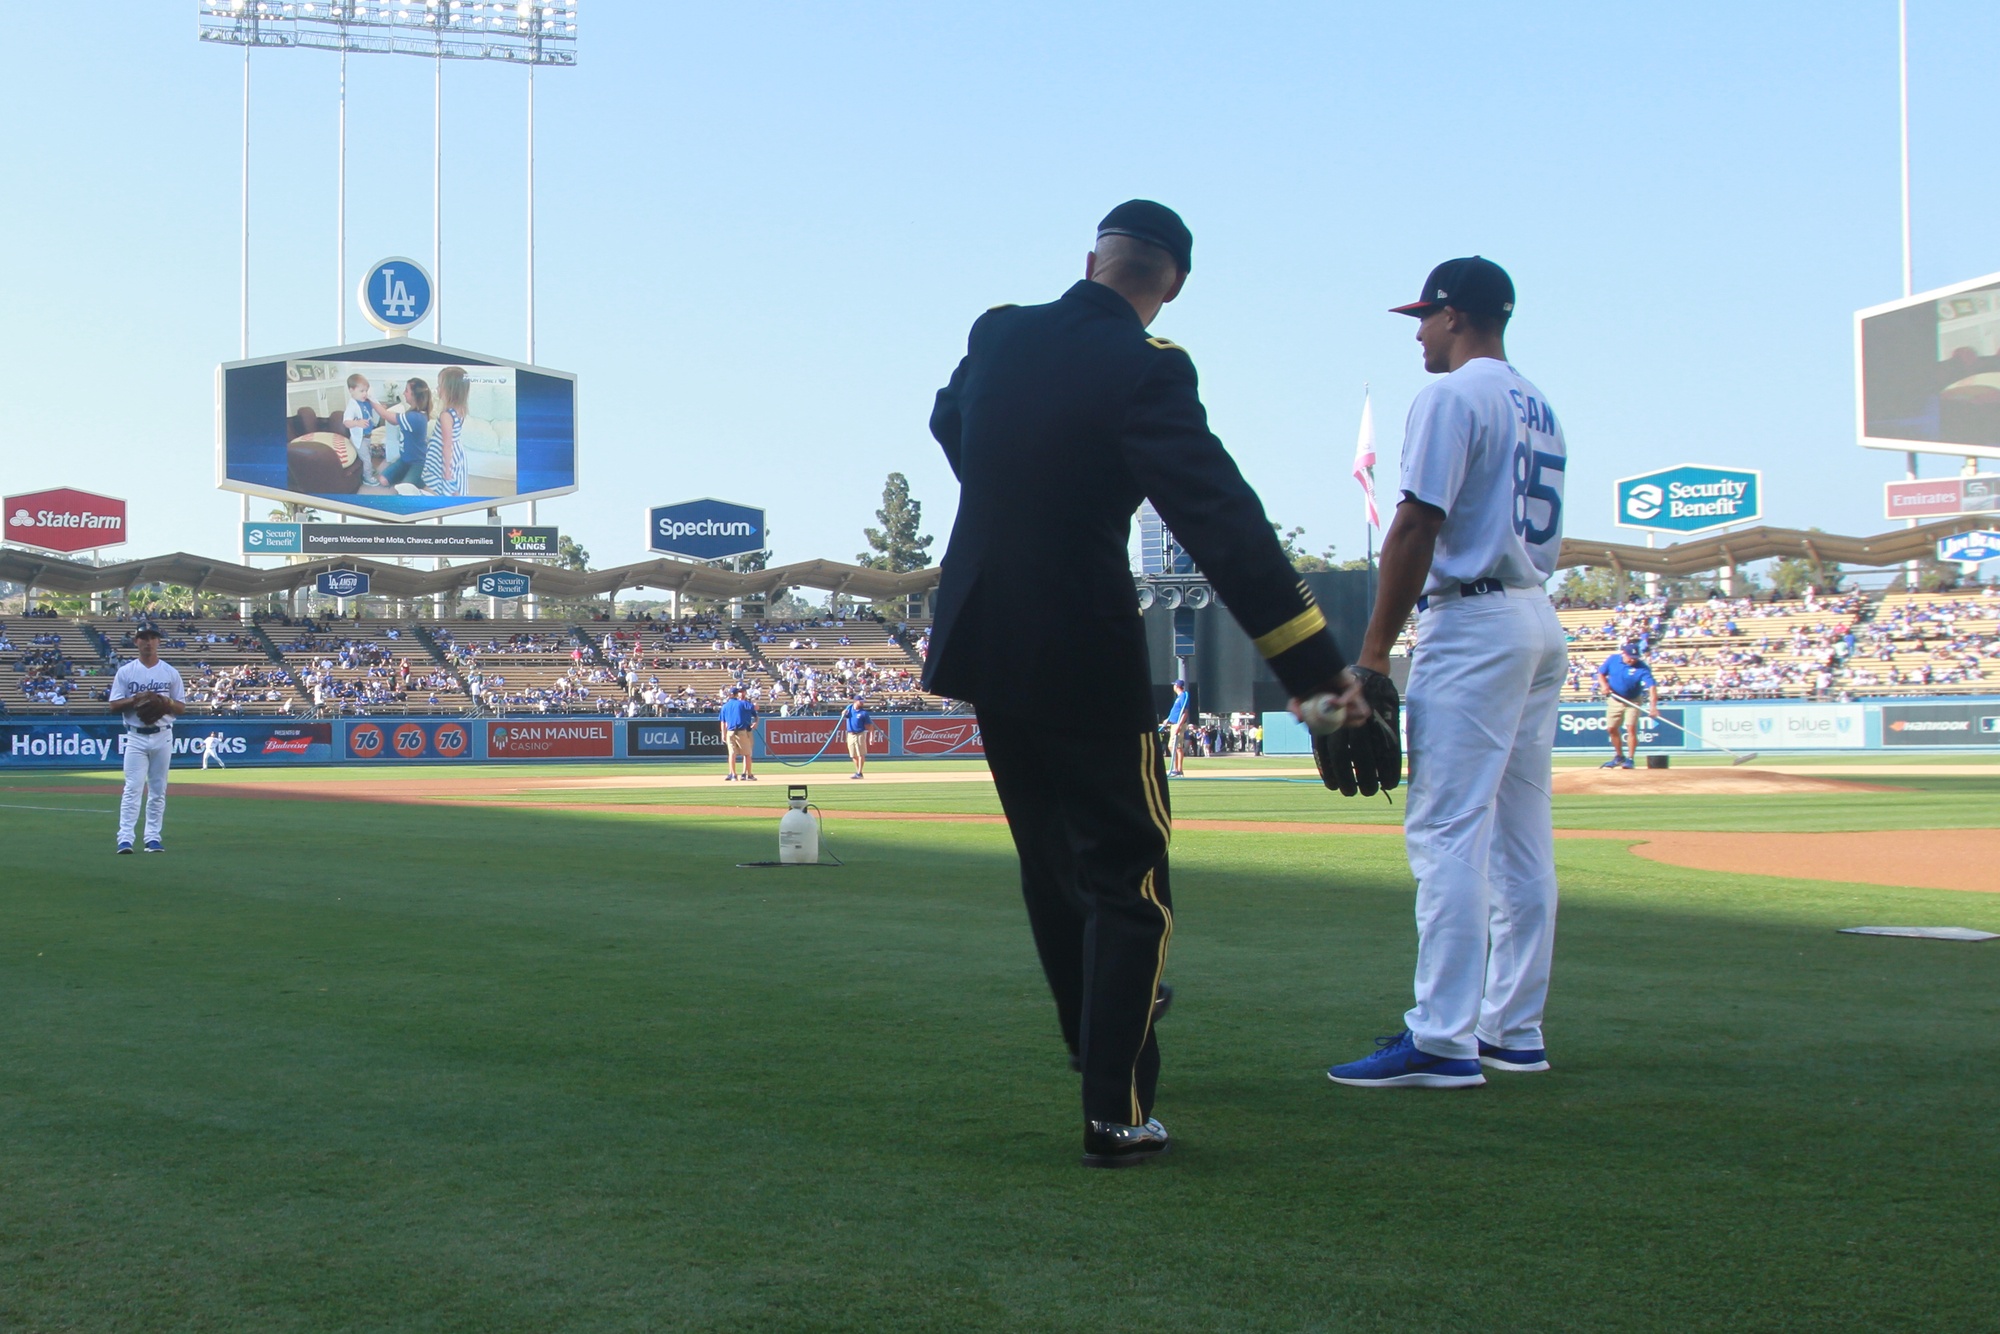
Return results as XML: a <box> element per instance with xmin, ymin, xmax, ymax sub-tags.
<box><xmin>198</xmin><ymin>2</ymin><xmax>577</xmax><ymax>353</ymax></box>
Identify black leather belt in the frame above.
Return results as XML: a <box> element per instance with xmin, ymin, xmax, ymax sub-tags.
<box><xmin>128</xmin><ymin>725</ymin><xmax>162</xmax><ymax>736</ymax></box>
<box><xmin>1415</xmin><ymin>577</ymin><xmax>1506</xmax><ymax>613</ymax></box>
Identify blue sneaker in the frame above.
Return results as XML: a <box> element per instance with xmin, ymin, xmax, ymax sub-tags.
<box><xmin>116</xmin><ymin>842</ymin><xmax>133</xmax><ymax>855</ymax></box>
<box><xmin>1478</xmin><ymin>1039</ymin><xmax>1550</xmax><ymax>1072</ymax></box>
<box><xmin>143</xmin><ymin>839</ymin><xmax>164</xmax><ymax>853</ymax></box>
<box><xmin>1328</xmin><ymin>1030</ymin><xmax>1485</xmax><ymax>1089</ymax></box>
<box><xmin>1618</xmin><ymin>756</ymin><xmax>1636</xmax><ymax>770</ymax></box>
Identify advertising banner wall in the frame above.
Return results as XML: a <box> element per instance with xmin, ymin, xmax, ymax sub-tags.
<box><xmin>345</xmin><ymin>719</ymin><xmax>473</xmax><ymax>761</ymax></box>
<box><xmin>1881</xmin><ymin>701</ymin><xmax>2000</xmax><ymax>747</ymax></box>
<box><xmin>761</xmin><ymin>718</ymin><xmax>890</xmax><ymax>757</ymax></box>
<box><xmin>628</xmin><ymin>719</ymin><xmax>728</xmax><ymax>757</ymax></box>
<box><xmin>487</xmin><ymin>720</ymin><xmax>615</xmax><ymax>759</ymax></box>
<box><xmin>1</xmin><ymin>720</ymin><xmax>334</xmax><ymax>767</ymax></box>
<box><xmin>898</xmin><ymin>716</ymin><xmax>984</xmax><ymax>755</ymax></box>
<box><xmin>1701</xmin><ymin>703</ymin><xmax>1867</xmax><ymax>750</ymax></box>
<box><xmin>1555</xmin><ymin>706</ymin><xmax>1688</xmax><ymax>751</ymax></box>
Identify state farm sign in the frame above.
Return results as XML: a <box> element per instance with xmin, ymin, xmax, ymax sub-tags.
<box><xmin>4</xmin><ymin>488</ymin><xmax>127</xmax><ymax>553</ymax></box>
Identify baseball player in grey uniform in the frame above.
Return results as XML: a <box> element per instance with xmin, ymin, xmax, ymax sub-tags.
<box><xmin>108</xmin><ymin>626</ymin><xmax>187</xmax><ymax>853</ymax></box>
<box><xmin>1328</xmin><ymin>257</ymin><xmax>1569</xmax><ymax>1088</ymax></box>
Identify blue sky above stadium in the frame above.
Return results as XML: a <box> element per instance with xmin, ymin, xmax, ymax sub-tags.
<box><xmin>3</xmin><ymin>2</ymin><xmax>1998</xmax><ymax>574</ymax></box>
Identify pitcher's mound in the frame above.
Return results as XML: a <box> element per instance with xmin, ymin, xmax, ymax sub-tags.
<box><xmin>1554</xmin><ymin>767</ymin><xmax>1904</xmax><ymax>796</ymax></box>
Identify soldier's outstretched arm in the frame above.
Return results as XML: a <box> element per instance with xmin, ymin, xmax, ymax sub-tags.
<box><xmin>1119</xmin><ymin>345</ymin><xmax>1349</xmax><ymax>700</ymax></box>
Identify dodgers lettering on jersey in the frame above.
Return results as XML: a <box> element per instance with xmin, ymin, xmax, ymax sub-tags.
<box><xmin>1398</xmin><ymin>358</ymin><xmax>1566</xmax><ymax>596</ymax></box>
<box><xmin>108</xmin><ymin>659</ymin><xmax>187</xmax><ymax>727</ymax></box>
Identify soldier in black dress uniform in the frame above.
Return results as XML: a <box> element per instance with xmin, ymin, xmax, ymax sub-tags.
<box><xmin>925</xmin><ymin>200</ymin><xmax>1365</xmax><ymax>1167</ymax></box>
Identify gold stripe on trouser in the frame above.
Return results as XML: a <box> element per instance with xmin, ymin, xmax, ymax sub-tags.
<box><xmin>1129</xmin><ymin>733</ymin><xmax>1175</xmax><ymax>1124</ymax></box>
<box><xmin>1140</xmin><ymin>733</ymin><xmax>1171</xmax><ymax>844</ymax></box>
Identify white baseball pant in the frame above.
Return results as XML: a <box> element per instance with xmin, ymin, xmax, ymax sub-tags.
<box><xmin>1402</xmin><ymin>585</ymin><xmax>1567</xmax><ymax>1061</ymax></box>
<box><xmin>117</xmin><ymin>729</ymin><xmax>174</xmax><ymax>846</ymax></box>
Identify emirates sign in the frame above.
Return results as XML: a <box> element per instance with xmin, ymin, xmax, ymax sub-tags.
<box><xmin>3</xmin><ymin>488</ymin><xmax>128</xmax><ymax>554</ymax></box>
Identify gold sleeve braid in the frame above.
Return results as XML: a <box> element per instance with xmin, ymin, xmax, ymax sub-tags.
<box><xmin>1252</xmin><ymin>602</ymin><xmax>1328</xmax><ymax>659</ymax></box>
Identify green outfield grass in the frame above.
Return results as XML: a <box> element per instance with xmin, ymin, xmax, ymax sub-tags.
<box><xmin>2</xmin><ymin>764</ymin><xmax>1998</xmax><ymax>1330</ymax></box>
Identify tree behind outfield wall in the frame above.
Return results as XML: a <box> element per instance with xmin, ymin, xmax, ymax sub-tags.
<box><xmin>857</xmin><ymin>473</ymin><xmax>933</xmax><ymax>573</ymax></box>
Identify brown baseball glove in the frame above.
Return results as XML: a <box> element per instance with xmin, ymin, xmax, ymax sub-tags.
<box><xmin>134</xmin><ymin>696</ymin><xmax>169</xmax><ymax>726</ymax></box>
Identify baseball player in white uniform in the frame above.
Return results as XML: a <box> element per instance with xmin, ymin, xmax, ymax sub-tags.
<box><xmin>1329</xmin><ymin>257</ymin><xmax>1568</xmax><ymax>1088</ymax></box>
<box><xmin>107</xmin><ymin>626</ymin><xmax>187</xmax><ymax>854</ymax></box>
<box><xmin>200</xmin><ymin>731</ymin><xmax>227</xmax><ymax>769</ymax></box>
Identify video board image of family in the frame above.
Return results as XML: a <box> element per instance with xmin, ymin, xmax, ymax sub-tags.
<box><xmin>1861</xmin><ymin>279</ymin><xmax>2000</xmax><ymax>449</ymax></box>
<box><xmin>284</xmin><ymin>360</ymin><xmax>518</xmax><ymax>501</ymax></box>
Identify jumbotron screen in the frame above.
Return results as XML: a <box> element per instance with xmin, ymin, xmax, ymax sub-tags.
<box><xmin>1858</xmin><ymin>275</ymin><xmax>2000</xmax><ymax>452</ymax></box>
<box><xmin>215</xmin><ymin>339</ymin><xmax>577</xmax><ymax>522</ymax></box>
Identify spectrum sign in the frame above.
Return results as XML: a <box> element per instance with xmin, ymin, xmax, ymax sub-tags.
<box><xmin>4</xmin><ymin>487</ymin><xmax>128</xmax><ymax>554</ymax></box>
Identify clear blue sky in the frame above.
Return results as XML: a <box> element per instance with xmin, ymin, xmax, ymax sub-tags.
<box><xmin>3</xmin><ymin>2</ymin><xmax>1997</xmax><ymax>576</ymax></box>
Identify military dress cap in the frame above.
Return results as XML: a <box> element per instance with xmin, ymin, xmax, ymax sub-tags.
<box><xmin>1097</xmin><ymin>200</ymin><xmax>1193</xmax><ymax>273</ymax></box>
<box><xmin>1390</xmin><ymin>255</ymin><xmax>1515</xmax><ymax>319</ymax></box>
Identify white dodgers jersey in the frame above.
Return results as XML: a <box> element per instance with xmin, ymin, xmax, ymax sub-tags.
<box><xmin>1398</xmin><ymin>357</ymin><xmax>1566</xmax><ymax>595</ymax></box>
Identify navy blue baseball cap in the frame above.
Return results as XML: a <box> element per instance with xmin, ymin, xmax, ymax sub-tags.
<box><xmin>1098</xmin><ymin>200</ymin><xmax>1193</xmax><ymax>273</ymax></box>
<box><xmin>1391</xmin><ymin>256</ymin><xmax>1515</xmax><ymax>319</ymax></box>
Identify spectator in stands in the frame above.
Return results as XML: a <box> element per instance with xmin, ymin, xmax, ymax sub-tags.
<box><xmin>1597</xmin><ymin>642</ymin><xmax>1659</xmax><ymax>770</ymax></box>
<box><xmin>719</xmin><ymin>685</ymin><xmax>758</xmax><ymax>782</ymax></box>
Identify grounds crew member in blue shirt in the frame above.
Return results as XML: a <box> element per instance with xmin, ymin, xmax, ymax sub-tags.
<box><xmin>1162</xmin><ymin>678</ymin><xmax>1191</xmax><ymax>777</ymax></box>
<box><xmin>926</xmin><ymin>199</ymin><xmax>1366</xmax><ymax>1168</ymax></box>
<box><xmin>1597</xmin><ymin>642</ymin><xmax>1659</xmax><ymax>770</ymax></box>
<box><xmin>719</xmin><ymin>686</ymin><xmax>758</xmax><ymax>781</ymax></box>
<box><xmin>842</xmin><ymin>697</ymin><xmax>872</xmax><ymax>779</ymax></box>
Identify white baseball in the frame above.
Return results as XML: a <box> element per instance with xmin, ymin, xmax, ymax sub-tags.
<box><xmin>1298</xmin><ymin>694</ymin><xmax>1347</xmax><ymax>735</ymax></box>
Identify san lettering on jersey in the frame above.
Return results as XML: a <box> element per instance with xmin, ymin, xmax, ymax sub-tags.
<box><xmin>1399</xmin><ymin>358</ymin><xmax>1567</xmax><ymax>596</ymax></box>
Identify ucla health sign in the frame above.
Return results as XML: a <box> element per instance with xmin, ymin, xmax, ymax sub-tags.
<box><xmin>1615</xmin><ymin>464</ymin><xmax>1762</xmax><ymax>535</ymax></box>
<box><xmin>647</xmin><ymin>498</ymin><xmax>765</xmax><ymax>560</ymax></box>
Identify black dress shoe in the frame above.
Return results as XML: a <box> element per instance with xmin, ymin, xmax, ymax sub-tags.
<box><xmin>1082</xmin><ymin>1117</ymin><xmax>1171</xmax><ymax>1168</ymax></box>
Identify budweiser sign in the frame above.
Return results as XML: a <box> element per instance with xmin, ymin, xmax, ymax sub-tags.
<box><xmin>4</xmin><ymin>488</ymin><xmax>128</xmax><ymax>553</ymax></box>
<box><xmin>900</xmin><ymin>718</ymin><xmax>983</xmax><ymax>755</ymax></box>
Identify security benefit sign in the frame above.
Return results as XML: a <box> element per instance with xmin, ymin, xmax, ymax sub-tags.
<box><xmin>1615</xmin><ymin>465</ymin><xmax>1762</xmax><ymax>535</ymax></box>
<box><xmin>647</xmin><ymin>499</ymin><xmax>766</xmax><ymax>561</ymax></box>
<box><xmin>1882</xmin><ymin>702</ymin><xmax>2000</xmax><ymax>748</ymax></box>
<box><xmin>477</xmin><ymin>571</ymin><xmax>532</xmax><ymax>598</ymax></box>
<box><xmin>1553</xmin><ymin>706</ymin><xmax>1687</xmax><ymax>750</ymax></box>
<box><xmin>487</xmin><ymin>720</ymin><xmax>615</xmax><ymax>759</ymax></box>
<box><xmin>627</xmin><ymin>719</ymin><xmax>729</xmax><ymax>757</ymax></box>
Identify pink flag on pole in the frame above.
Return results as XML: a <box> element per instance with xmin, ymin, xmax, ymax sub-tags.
<box><xmin>1352</xmin><ymin>387</ymin><xmax>1380</xmax><ymax>529</ymax></box>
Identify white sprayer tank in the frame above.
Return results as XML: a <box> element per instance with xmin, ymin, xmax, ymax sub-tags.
<box><xmin>779</xmin><ymin>788</ymin><xmax>818</xmax><ymax>864</ymax></box>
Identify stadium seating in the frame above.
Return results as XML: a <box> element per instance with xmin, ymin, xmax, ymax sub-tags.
<box><xmin>13</xmin><ymin>591</ymin><xmax>1980</xmax><ymax>718</ymax></box>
